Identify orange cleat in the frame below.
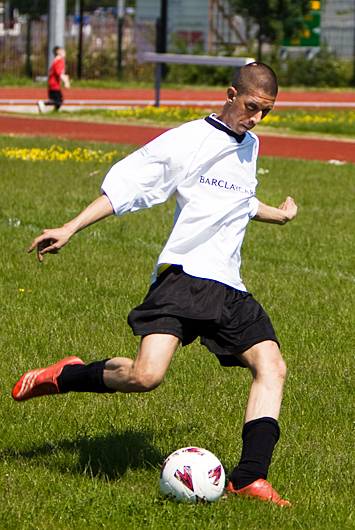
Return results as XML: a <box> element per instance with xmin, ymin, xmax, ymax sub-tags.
<box><xmin>226</xmin><ymin>478</ymin><xmax>291</xmax><ymax>507</ymax></box>
<box><xmin>12</xmin><ymin>356</ymin><xmax>84</xmax><ymax>402</ymax></box>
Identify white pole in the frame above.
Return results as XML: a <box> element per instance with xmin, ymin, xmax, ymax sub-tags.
<box><xmin>117</xmin><ymin>0</ymin><xmax>125</xmax><ymax>19</ymax></box>
<box><xmin>47</xmin><ymin>0</ymin><xmax>66</xmax><ymax>69</ymax></box>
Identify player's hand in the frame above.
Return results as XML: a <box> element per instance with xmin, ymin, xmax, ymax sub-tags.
<box><xmin>28</xmin><ymin>227</ymin><xmax>72</xmax><ymax>262</ymax></box>
<box><xmin>62</xmin><ymin>74</ymin><xmax>70</xmax><ymax>88</ymax></box>
<box><xmin>278</xmin><ymin>196</ymin><xmax>298</xmax><ymax>222</ymax></box>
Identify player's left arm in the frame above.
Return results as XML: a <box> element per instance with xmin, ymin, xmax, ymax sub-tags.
<box><xmin>253</xmin><ymin>196</ymin><xmax>298</xmax><ymax>225</ymax></box>
<box><xmin>61</xmin><ymin>73</ymin><xmax>70</xmax><ymax>88</ymax></box>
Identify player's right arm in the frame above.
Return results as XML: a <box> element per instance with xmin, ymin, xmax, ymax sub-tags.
<box><xmin>28</xmin><ymin>194</ymin><xmax>113</xmax><ymax>262</ymax></box>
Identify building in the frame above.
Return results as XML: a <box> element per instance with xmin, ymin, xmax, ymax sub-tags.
<box><xmin>321</xmin><ymin>0</ymin><xmax>355</xmax><ymax>59</ymax></box>
<box><xmin>136</xmin><ymin>0</ymin><xmax>355</xmax><ymax>60</ymax></box>
<box><xmin>135</xmin><ymin>0</ymin><xmax>246</xmax><ymax>53</ymax></box>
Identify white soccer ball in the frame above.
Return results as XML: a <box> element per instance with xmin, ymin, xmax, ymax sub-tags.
<box><xmin>159</xmin><ymin>447</ymin><xmax>225</xmax><ymax>503</ymax></box>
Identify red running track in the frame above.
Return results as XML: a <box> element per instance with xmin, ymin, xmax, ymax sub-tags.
<box><xmin>0</xmin><ymin>114</ymin><xmax>354</xmax><ymax>163</ymax></box>
<box><xmin>0</xmin><ymin>115</ymin><xmax>167</xmax><ymax>146</ymax></box>
<box><xmin>1</xmin><ymin>87</ymin><xmax>355</xmax><ymax>107</ymax></box>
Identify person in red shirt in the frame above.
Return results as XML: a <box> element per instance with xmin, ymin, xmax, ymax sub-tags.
<box><xmin>38</xmin><ymin>46</ymin><xmax>70</xmax><ymax>112</ymax></box>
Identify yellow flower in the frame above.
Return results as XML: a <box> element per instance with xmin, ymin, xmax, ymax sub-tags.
<box><xmin>0</xmin><ymin>145</ymin><xmax>120</xmax><ymax>163</ymax></box>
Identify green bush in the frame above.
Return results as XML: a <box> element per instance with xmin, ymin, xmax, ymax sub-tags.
<box><xmin>164</xmin><ymin>37</ymin><xmax>236</xmax><ymax>86</ymax></box>
<box><xmin>271</xmin><ymin>48</ymin><xmax>353</xmax><ymax>87</ymax></box>
<box><xmin>165</xmin><ymin>63</ymin><xmax>234</xmax><ymax>86</ymax></box>
<box><xmin>165</xmin><ymin>45</ymin><xmax>353</xmax><ymax>88</ymax></box>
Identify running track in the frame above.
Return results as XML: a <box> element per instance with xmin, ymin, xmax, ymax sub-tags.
<box><xmin>1</xmin><ymin>87</ymin><xmax>354</xmax><ymax>162</ymax></box>
<box><xmin>1</xmin><ymin>87</ymin><xmax>355</xmax><ymax>108</ymax></box>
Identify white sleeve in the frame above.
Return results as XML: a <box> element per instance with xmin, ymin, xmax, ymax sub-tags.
<box><xmin>248</xmin><ymin>132</ymin><xmax>259</xmax><ymax>218</ymax></box>
<box><xmin>248</xmin><ymin>196</ymin><xmax>260</xmax><ymax>218</ymax></box>
<box><xmin>101</xmin><ymin>128</ymin><xmax>188</xmax><ymax>216</ymax></box>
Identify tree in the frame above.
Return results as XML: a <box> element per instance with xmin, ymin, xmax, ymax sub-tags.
<box><xmin>11</xmin><ymin>1</ymin><xmax>135</xmax><ymax>16</ymax></box>
<box><xmin>9</xmin><ymin>1</ymin><xmax>48</xmax><ymax>77</ymax></box>
<box><xmin>10</xmin><ymin>0</ymin><xmax>48</xmax><ymax>17</ymax></box>
<box><xmin>230</xmin><ymin>0</ymin><xmax>310</xmax><ymax>61</ymax></box>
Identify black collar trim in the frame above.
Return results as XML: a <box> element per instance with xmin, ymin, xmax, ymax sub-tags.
<box><xmin>204</xmin><ymin>115</ymin><xmax>246</xmax><ymax>143</ymax></box>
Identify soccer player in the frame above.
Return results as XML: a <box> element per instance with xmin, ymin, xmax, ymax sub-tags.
<box><xmin>37</xmin><ymin>46</ymin><xmax>70</xmax><ymax>113</ymax></box>
<box><xmin>13</xmin><ymin>62</ymin><xmax>297</xmax><ymax>506</ymax></box>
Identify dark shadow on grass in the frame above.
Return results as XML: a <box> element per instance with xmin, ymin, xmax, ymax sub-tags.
<box><xmin>0</xmin><ymin>430</ymin><xmax>164</xmax><ymax>480</ymax></box>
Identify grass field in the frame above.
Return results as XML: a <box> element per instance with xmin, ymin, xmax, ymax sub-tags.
<box><xmin>0</xmin><ymin>135</ymin><xmax>354</xmax><ymax>530</ymax></box>
<box><xmin>32</xmin><ymin>106</ymin><xmax>355</xmax><ymax>139</ymax></box>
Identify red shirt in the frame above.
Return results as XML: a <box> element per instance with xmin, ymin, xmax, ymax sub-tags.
<box><xmin>48</xmin><ymin>57</ymin><xmax>65</xmax><ymax>90</ymax></box>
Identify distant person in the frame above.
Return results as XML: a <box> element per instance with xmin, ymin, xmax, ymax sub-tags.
<box><xmin>37</xmin><ymin>46</ymin><xmax>70</xmax><ymax>113</ymax></box>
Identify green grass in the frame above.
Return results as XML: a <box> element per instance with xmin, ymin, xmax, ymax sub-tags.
<box><xmin>34</xmin><ymin>106</ymin><xmax>208</xmax><ymax>129</ymax></box>
<box><xmin>260</xmin><ymin>109</ymin><xmax>355</xmax><ymax>137</ymax></box>
<box><xmin>26</xmin><ymin>106</ymin><xmax>355</xmax><ymax>138</ymax></box>
<box><xmin>0</xmin><ymin>75</ymin><xmax>43</xmax><ymax>87</ymax></box>
<box><xmin>0</xmin><ymin>77</ymin><xmax>150</xmax><ymax>89</ymax></box>
<box><xmin>0</xmin><ymin>135</ymin><xmax>354</xmax><ymax>530</ymax></box>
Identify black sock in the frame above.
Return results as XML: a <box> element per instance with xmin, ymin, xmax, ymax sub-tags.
<box><xmin>230</xmin><ymin>417</ymin><xmax>280</xmax><ymax>490</ymax></box>
<box><xmin>57</xmin><ymin>359</ymin><xmax>116</xmax><ymax>394</ymax></box>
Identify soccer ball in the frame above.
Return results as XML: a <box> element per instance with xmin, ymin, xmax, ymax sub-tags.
<box><xmin>159</xmin><ymin>447</ymin><xmax>225</xmax><ymax>503</ymax></box>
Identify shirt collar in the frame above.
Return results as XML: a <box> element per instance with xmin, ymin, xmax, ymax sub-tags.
<box><xmin>204</xmin><ymin>114</ymin><xmax>246</xmax><ymax>143</ymax></box>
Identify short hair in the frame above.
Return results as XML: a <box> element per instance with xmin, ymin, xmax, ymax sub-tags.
<box><xmin>53</xmin><ymin>46</ymin><xmax>62</xmax><ymax>55</ymax></box>
<box><xmin>232</xmin><ymin>62</ymin><xmax>278</xmax><ymax>98</ymax></box>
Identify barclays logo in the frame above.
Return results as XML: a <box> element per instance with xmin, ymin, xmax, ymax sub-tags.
<box><xmin>199</xmin><ymin>175</ymin><xmax>252</xmax><ymax>195</ymax></box>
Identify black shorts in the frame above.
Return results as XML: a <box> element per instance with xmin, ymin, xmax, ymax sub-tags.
<box><xmin>48</xmin><ymin>89</ymin><xmax>63</xmax><ymax>109</ymax></box>
<box><xmin>127</xmin><ymin>266</ymin><xmax>279</xmax><ymax>367</ymax></box>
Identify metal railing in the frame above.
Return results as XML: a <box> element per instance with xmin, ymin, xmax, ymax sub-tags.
<box><xmin>139</xmin><ymin>51</ymin><xmax>255</xmax><ymax>106</ymax></box>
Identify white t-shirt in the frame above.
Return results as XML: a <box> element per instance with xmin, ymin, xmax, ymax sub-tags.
<box><xmin>101</xmin><ymin>115</ymin><xmax>260</xmax><ymax>291</ymax></box>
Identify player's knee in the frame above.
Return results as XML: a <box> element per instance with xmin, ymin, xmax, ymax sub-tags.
<box><xmin>264</xmin><ymin>351</ymin><xmax>287</xmax><ymax>388</ymax></box>
<box><xmin>250</xmin><ymin>342</ymin><xmax>287</xmax><ymax>383</ymax></box>
<box><xmin>132</xmin><ymin>368</ymin><xmax>164</xmax><ymax>392</ymax></box>
<box><xmin>272</xmin><ymin>355</ymin><xmax>287</xmax><ymax>382</ymax></box>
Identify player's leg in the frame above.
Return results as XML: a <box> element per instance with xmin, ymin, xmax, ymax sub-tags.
<box><xmin>43</xmin><ymin>90</ymin><xmax>55</xmax><ymax>108</ymax></box>
<box><xmin>41</xmin><ymin>90</ymin><xmax>61</xmax><ymax>110</ymax></box>
<box><xmin>37</xmin><ymin>100</ymin><xmax>46</xmax><ymax>113</ymax></box>
<box><xmin>103</xmin><ymin>333</ymin><xmax>180</xmax><ymax>392</ymax></box>
<box><xmin>226</xmin><ymin>340</ymin><xmax>290</xmax><ymax>506</ymax></box>
<box><xmin>239</xmin><ymin>339</ymin><xmax>287</xmax><ymax>422</ymax></box>
<box><xmin>202</xmin><ymin>289</ymin><xmax>290</xmax><ymax>505</ymax></box>
<box><xmin>52</xmin><ymin>90</ymin><xmax>63</xmax><ymax>111</ymax></box>
<box><xmin>12</xmin><ymin>333</ymin><xmax>180</xmax><ymax>401</ymax></box>
<box><xmin>38</xmin><ymin>90</ymin><xmax>54</xmax><ymax>113</ymax></box>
